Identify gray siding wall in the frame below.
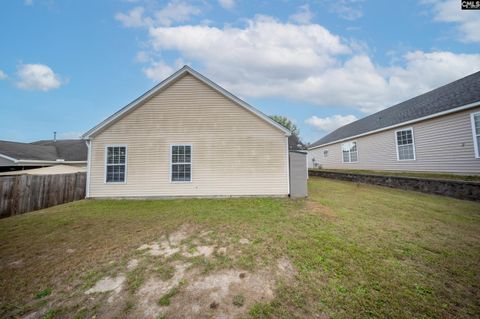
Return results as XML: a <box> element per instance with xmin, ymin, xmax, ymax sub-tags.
<box><xmin>308</xmin><ymin>106</ymin><xmax>480</xmax><ymax>174</ymax></box>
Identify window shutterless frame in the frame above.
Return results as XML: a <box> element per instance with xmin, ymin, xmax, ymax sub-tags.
<box><xmin>394</xmin><ymin>127</ymin><xmax>416</xmax><ymax>161</ymax></box>
<box><xmin>341</xmin><ymin>141</ymin><xmax>358</xmax><ymax>163</ymax></box>
<box><xmin>471</xmin><ymin>112</ymin><xmax>480</xmax><ymax>159</ymax></box>
<box><xmin>104</xmin><ymin>144</ymin><xmax>128</xmax><ymax>184</ymax></box>
<box><xmin>169</xmin><ymin>144</ymin><xmax>193</xmax><ymax>183</ymax></box>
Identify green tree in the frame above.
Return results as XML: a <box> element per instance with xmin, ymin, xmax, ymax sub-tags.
<box><xmin>270</xmin><ymin>115</ymin><xmax>305</xmax><ymax>150</ymax></box>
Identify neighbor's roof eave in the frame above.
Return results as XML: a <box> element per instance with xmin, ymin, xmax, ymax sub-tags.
<box><xmin>308</xmin><ymin>100</ymin><xmax>480</xmax><ymax>150</ymax></box>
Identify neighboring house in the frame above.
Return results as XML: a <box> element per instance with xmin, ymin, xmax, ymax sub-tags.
<box><xmin>0</xmin><ymin>139</ymin><xmax>87</xmax><ymax>172</ymax></box>
<box><xmin>82</xmin><ymin>66</ymin><xmax>292</xmax><ymax>198</ymax></box>
<box><xmin>308</xmin><ymin>71</ymin><xmax>480</xmax><ymax>175</ymax></box>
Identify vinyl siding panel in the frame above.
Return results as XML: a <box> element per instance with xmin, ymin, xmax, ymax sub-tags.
<box><xmin>89</xmin><ymin>74</ymin><xmax>289</xmax><ymax>197</ymax></box>
<box><xmin>308</xmin><ymin>106</ymin><xmax>480</xmax><ymax>174</ymax></box>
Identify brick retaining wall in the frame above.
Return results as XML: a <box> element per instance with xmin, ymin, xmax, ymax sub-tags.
<box><xmin>309</xmin><ymin>170</ymin><xmax>480</xmax><ymax>202</ymax></box>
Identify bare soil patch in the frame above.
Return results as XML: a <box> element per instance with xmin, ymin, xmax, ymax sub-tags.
<box><xmin>305</xmin><ymin>200</ymin><xmax>337</xmax><ymax>218</ymax></box>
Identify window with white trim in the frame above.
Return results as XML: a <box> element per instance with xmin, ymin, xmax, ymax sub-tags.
<box><xmin>396</xmin><ymin>129</ymin><xmax>415</xmax><ymax>160</ymax></box>
<box><xmin>472</xmin><ymin>112</ymin><xmax>480</xmax><ymax>158</ymax></box>
<box><xmin>323</xmin><ymin>149</ymin><xmax>328</xmax><ymax>158</ymax></box>
<box><xmin>171</xmin><ymin>145</ymin><xmax>192</xmax><ymax>182</ymax></box>
<box><xmin>106</xmin><ymin>146</ymin><xmax>126</xmax><ymax>183</ymax></box>
<box><xmin>342</xmin><ymin>141</ymin><xmax>358</xmax><ymax>163</ymax></box>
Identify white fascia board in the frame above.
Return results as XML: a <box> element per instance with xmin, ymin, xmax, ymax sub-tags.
<box><xmin>15</xmin><ymin>160</ymin><xmax>87</xmax><ymax>164</ymax></box>
<box><xmin>0</xmin><ymin>153</ymin><xmax>18</xmax><ymax>163</ymax></box>
<box><xmin>308</xmin><ymin>101</ymin><xmax>480</xmax><ymax>150</ymax></box>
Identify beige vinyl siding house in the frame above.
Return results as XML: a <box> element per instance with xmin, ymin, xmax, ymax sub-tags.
<box><xmin>308</xmin><ymin>106</ymin><xmax>480</xmax><ymax>174</ymax></box>
<box><xmin>308</xmin><ymin>71</ymin><xmax>480</xmax><ymax>175</ymax></box>
<box><xmin>83</xmin><ymin>66</ymin><xmax>291</xmax><ymax>198</ymax></box>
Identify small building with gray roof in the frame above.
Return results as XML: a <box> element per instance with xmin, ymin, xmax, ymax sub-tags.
<box><xmin>0</xmin><ymin>139</ymin><xmax>87</xmax><ymax>172</ymax></box>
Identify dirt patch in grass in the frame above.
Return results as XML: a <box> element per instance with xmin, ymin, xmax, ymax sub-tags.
<box><xmin>85</xmin><ymin>275</ymin><xmax>125</xmax><ymax>294</ymax></box>
<box><xmin>164</xmin><ymin>268</ymin><xmax>276</xmax><ymax>319</ymax></box>
<box><xmin>305</xmin><ymin>200</ymin><xmax>337</xmax><ymax>218</ymax></box>
<box><xmin>1</xmin><ymin>181</ymin><xmax>479</xmax><ymax>319</ymax></box>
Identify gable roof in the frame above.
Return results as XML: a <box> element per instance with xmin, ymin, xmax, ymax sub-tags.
<box><xmin>0</xmin><ymin>139</ymin><xmax>87</xmax><ymax>163</ymax></box>
<box><xmin>309</xmin><ymin>71</ymin><xmax>480</xmax><ymax>149</ymax></box>
<box><xmin>82</xmin><ymin>66</ymin><xmax>291</xmax><ymax>139</ymax></box>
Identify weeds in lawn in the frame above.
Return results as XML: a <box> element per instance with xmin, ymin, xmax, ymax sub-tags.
<box><xmin>35</xmin><ymin>288</ymin><xmax>52</xmax><ymax>299</ymax></box>
<box><xmin>158</xmin><ymin>280</ymin><xmax>185</xmax><ymax>307</ymax></box>
<box><xmin>233</xmin><ymin>294</ymin><xmax>245</xmax><ymax>307</ymax></box>
<box><xmin>156</xmin><ymin>264</ymin><xmax>175</xmax><ymax>281</ymax></box>
<box><xmin>0</xmin><ymin>178</ymin><xmax>479</xmax><ymax>318</ymax></box>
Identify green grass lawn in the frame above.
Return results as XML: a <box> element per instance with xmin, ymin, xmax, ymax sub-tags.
<box><xmin>311</xmin><ymin>168</ymin><xmax>480</xmax><ymax>182</ymax></box>
<box><xmin>0</xmin><ymin>177</ymin><xmax>479</xmax><ymax>318</ymax></box>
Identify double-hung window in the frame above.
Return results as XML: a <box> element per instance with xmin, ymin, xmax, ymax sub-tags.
<box><xmin>472</xmin><ymin>112</ymin><xmax>480</xmax><ymax>158</ymax></box>
<box><xmin>342</xmin><ymin>141</ymin><xmax>358</xmax><ymax>163</ymax></box>
<box><xmin>171</xmin><ymin>145</ymin><xmax>192</xmax><ymax>182</ymax></box>
<box><xmin>105</xmin><ymin>146</ymin><xmax>127</xmax><ymax>183</ymax></box>
<box><xmin>396</xmin><ymin>128</ymin><xmax>415</xmax><ymax>161</ymax></box>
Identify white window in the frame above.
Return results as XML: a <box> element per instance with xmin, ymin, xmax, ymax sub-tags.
<box><xmin>323</xmin><ymin>149</ymin><xmax>328</xmax><ymax>158</ymax></box>
<box><xmin>171</xmin><ymin>145</ymin><xmax>192</xmax><ymax>182</ymax></box>
<box><xmin>395</xmin><ymin>128</ymin><xmax>415</xmax><ymax>161</ymax></box>
<box><xmin>105</xmin><ymin>146</ymin><xmax>127</xmax><ymax>183</ymax></box>
<box><xmin>471</xmin><ymin>112</ymin><xmax>480</xmax><ymax>158</ymax></box>
<box><xmin>341</xmin><ymin>141</ymin><xmax>358</xmax><ymax>163</ymax></box>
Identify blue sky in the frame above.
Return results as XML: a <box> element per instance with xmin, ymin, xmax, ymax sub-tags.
<box><xmin>1</xmin><ymin>0</ymin><xmax>479</xmax><ymax>144</ymax></box>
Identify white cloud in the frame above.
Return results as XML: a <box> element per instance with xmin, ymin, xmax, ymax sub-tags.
<box><xmin>289</xmin><ymin>4</ymin><xmax>314</xmax><ymax>24</ymax></box>
<box><xmin>148</xmin><ymin>15</ymin><xmax>350</xmax><ymax>78</ymax></box>
<box><xmin>135</xmin><ymin>50</ymin><xmax>151</xmax><ymax>63</ymax></box>
<box><xmin>305</xmin><ymin>114</ymin><xmax>358</xmax><ymax>132</ymax></box>
<box><xmin>155</xmin><ymin>1</ymin><xmax>201</xmax><ymax>26</ymax></box>
<box><xmin>16</xmin><ymin>64</ymin><xmax>64</xmax><ymax>91</ymax></box>
<box><xmin>426</xmin><ymin>0</ymin><xmax>480</xmax><ymax>43</ymax></box>
<box><xmin>116</xmin><ymin>1</ymin><xmax>201</xmax><ymax>28</ymax></box>
<box><xmin>142</xmin><ymin>60</ymin><xmax>175</xmax><ymax>81</ymax></box>
<box><xmin>116</xmin><ymin>7</ymin><xmax>148</xmax><ymax>28</ymax></box>
<box><xmin>218</xmin><ymin>0</ymin><xmax>235</xmax><ymax>10</ymax></box>
<box><xmin>328</xmin><ymin>0</ymin><xmax>364</xmax><ymax>21</ymax></box>
<box><xmin>0</xmin><ymin>70</ymin><xmax>7</xmax><ymax>80</ymax></box>
<box><xmin>144</xmin><ymin>15</ymin><xmax>480</xmax><ymax>113</ymax></box>
<box><xmin>24</xmin><ymin>0</ymin><xmax>33</xmax><ymax>6</ymax></box>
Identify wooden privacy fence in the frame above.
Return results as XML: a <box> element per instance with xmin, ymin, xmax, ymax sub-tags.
<box><xmin>0</xmin><ymin>172</ymin><xmax>86</xmax><ymax>218</ymax></box>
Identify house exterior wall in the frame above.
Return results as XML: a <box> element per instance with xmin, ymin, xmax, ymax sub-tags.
<box><xmin>88</xmin><ymin>74</ymin><xmax>289</xmax><ymax>198</ymax></box>
<box><xmin>308</xmin><ymin>106</ymin><xmax>480</xmax><ymax>174</ymax></box>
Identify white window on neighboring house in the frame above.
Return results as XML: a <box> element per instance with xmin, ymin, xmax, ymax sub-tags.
<box><xmin>471</xmin><ymin>112</ymin><xmax>480</xmax><ymax>158</ymax></box>
<box><xmin>341</xmin><ymin>141</ymin><xmax>358</xmax><ymax>163</ymax></box>
<box><xmin>395</xmin><ymin>128</ymin><xmax>416</xmax><ymax>161</ymax></box>
<box><xmin>323</xmin><ymin>149</ymin><xmax>328</xmax><ymax>158</ymax></box>
<box><xmin>171</xmin><ymin>144</ymin><xmax>192</xmax><ymax>182</ymax></box>
<box><xmin>105</xmin><ymin>145</ymin><xmax>127</xmax><ymax>183</ymax></box>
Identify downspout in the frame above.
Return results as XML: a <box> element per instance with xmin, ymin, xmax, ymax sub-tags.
<box><xmin>85</xmin><ymin>139</ymin><xmax>92</xmax><ymax>198</ymax></box>
<box><xmin>286</xmin><ymin>135</ymin><xmax>290</xmax><ymax>197</ymax></box>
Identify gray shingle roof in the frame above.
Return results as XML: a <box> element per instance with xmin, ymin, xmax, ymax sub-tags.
<box><xmin>31</xmin><ymin>140</ymin><xmax>87</xmax><ymax>161</ymax></box>
<box><xmin>309</xmin><ymin>71</ymin><xmax>480</xmax><ymax>148</ymax></box>
<box><xmin>0</xmin><ymin>139</ymin><xmax>87</xmax><ymax>162</ymax></box>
